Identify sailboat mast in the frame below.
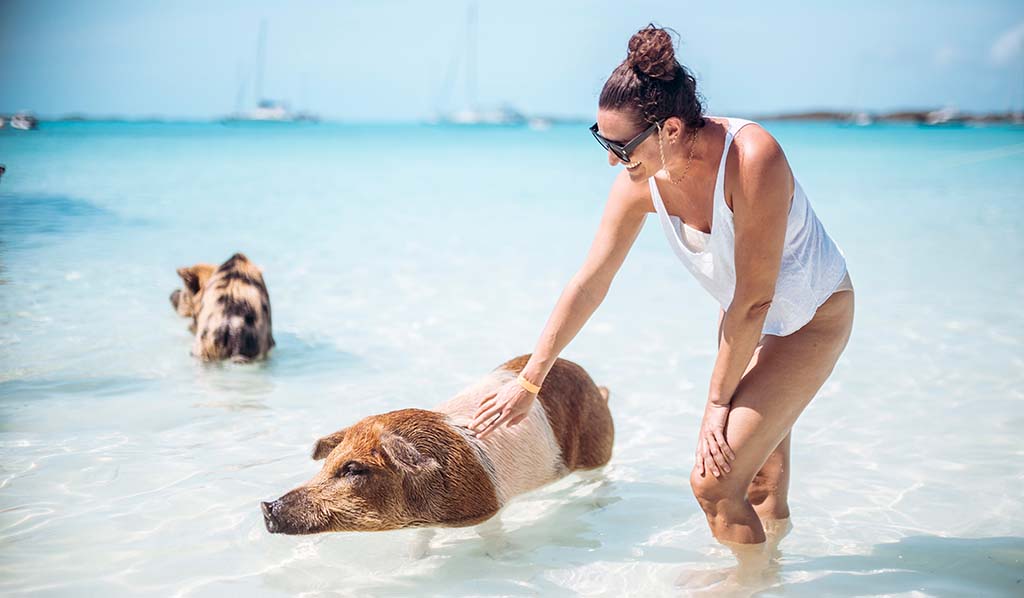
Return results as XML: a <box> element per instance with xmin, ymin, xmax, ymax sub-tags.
<box><xmin>255</xmin><ymin>20</ymin><xmax>267</xmax><ymax>104</ymax></box>
<box><xmin>466</xmin><ymin>3</ymin><xmax>477</xmax><ymax>111</ymax></box>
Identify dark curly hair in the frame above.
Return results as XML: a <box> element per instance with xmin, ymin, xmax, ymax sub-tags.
<box><xmin>599</xmin><ymin>24</ymin><xmax>706</xmax><ymax>130</ymax></box>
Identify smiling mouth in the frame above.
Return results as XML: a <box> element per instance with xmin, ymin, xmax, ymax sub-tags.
<box><xmin>624</xmin><ymin>161</ymin><xmax>642</xmax><ymax>170</ymax></box>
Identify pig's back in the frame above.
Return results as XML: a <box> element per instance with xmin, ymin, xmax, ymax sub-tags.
<box><xmin>437</xmin><ymin>356</ymin><xmax>613</xmax><ymax>505</ymax></box>
<box><xmin>438</xmin><ymin>369</ymin><xmax>566</xmax><ymax>504</ymax></box>
<box><xmin>498</xmin><ymin>355</ymin><xmax>614</xmax><ymax>471</ymax></box>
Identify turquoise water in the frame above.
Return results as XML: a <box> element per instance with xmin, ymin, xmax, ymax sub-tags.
<box><xmin>1</xmin><ymin>121</ymin><xmax>1022</xmax><ymax>596</ymax></box>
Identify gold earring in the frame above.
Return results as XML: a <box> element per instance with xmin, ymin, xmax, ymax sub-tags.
<box><xmin>657</xmin><ymin>122</ymin><xmax>672</xmax><ymax>181</ymax></box>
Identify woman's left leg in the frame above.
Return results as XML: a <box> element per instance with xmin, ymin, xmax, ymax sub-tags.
<box><xmin>747</xmin><ymin>431</ymin><xmax>791</xmax><ymax>521</ymax></box>
<box><xmin>692</xmin><ymin>290</ymin><xmax>854</xmax><ymax>544</ymax></box>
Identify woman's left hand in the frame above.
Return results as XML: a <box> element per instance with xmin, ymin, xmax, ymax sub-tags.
<box><xmin>697</xmin><ymin>402</ymin><xmax>736</xmax><ymax>478</ymax></box>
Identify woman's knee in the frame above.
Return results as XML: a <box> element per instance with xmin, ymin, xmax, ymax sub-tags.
<box><xmin>689</xmin><ymin>466</ymin><xmax>745</xmax><ymax>513</ymax></box>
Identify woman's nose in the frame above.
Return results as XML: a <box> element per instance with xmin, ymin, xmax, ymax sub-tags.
<box><xmin>607</xmin><ymin>150</ymin><xmax>621</xmax><ymax>167</ymax></box>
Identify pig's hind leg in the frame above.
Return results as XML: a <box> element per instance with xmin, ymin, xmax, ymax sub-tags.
<box><xmin>408</xmin><ymin>528</ymin><xmax>436</xmax><ymax>560</ymax></box>
<box><xmin>476</xmin><ymin>513</ymin><xmax>510</xmax><ymax>557</ymax></box>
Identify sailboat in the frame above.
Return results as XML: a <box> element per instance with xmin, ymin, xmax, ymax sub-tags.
<box><xmin>431</xmin><ymin>3</ymin><xmax>530</xmax><ymax>126</ymax></box>
<box><xmin>223</xmin><ymin>21</ymin><xmax>318</xmax><ymax>124</ymax></box>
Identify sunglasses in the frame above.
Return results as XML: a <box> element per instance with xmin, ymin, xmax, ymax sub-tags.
<box><xmin>590</xmin><ymin>118</ymin><xmax>665</xmax><ymax>162</ymax></box>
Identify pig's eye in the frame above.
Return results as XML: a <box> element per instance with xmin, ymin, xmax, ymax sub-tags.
<box><xmin>339</xmin><ymin>461</ymin><xmax>370</xmax><ymax>478</ymax></box>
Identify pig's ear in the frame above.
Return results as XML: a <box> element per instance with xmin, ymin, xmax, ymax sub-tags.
<box><xmin>381</xmin><ymin>433</ymin><xmax>439</xmax><ymax>475</ymax></box>
<box><xmin>177</xmin><ymin>267</ymin><xmax>201</xmax><ymax>294</ymax></box>
<box><xmin>312</xmin><ymin>429</ymin><xmax>348</xmax><ymax>460</ymax></box>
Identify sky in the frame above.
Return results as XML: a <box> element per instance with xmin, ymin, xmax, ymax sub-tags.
<box><xmin>1</xmin><ymin>0</ymin><xmax>1023</xmax><ymax>121</ymax></box>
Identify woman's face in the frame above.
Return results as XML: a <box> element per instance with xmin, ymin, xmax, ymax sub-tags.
<box><xmin>594</xmin><ymin>108</ymin><xmax>666</xmax><ymax>181</ymax></box>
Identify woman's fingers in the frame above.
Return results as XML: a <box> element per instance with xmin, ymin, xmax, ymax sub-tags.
<box><xmin>474</xmin><ymin>419</ymin><xmax>498</xmax><ymax>439</ymax></box>
<box><xmin>713</xmin><ymin>429</ymin><xmax>736</xmax><ymax>462</ymax></box>
<box><xmin>470</xmin><ymin>410</ymin><xmax>502</xmax><ymax>434</ymax></box>
<box><xmin>702</xmin><ymin>449</ymin><xmax>718</xmax><ymax>478</ymax></box>
<box><xmin>705</xmin><ymin>450</ymin><xmax>720</xmax><ymax>477</ymax></box>
<box><xmin>702</xmin><ymin>436</ymin><xmax>721</xmax><ymax>477</ymax></box>
<box><xmin>469</xmin><ymin>404</ymin><xmax>500</xmax><ymax>428</ymax></box>
<box><xmin>473</xmin><ymin>407</ymin><xmax>508</xmax><ymax>438</ymax></box>
<box><xmin>706</xmin><ymin>433</ymin><xmax>730</xmax><ymax>475</ymax></box>
<box><xmin>699</xmin><ymin>438</ymin><xmax>716</xmax><ymax>477</ymax></box>
<box><xmin>471</xmin><ymin>393</ymin><xmax>497</xmax><ymax>419</ymax></box>
<box><xmin>478</xmin><ymin>401</ymin><xmax>534</xmax><ymax>438</ymax></box>
<box><xmin>470</xmin><ymin>385</ymin><xmax>538</xmax><ymax>438</ymax></box>
<box><xmin>696</xmin><ymin>440</ymin><xmax>706</xmax><ymax>477</ymax></box>
<box><xmin>477</xmin><ymin>408</ymin><xmax>514</xmax><ymax>439</ymax></box>
<box><xmin>469</xmin><ymin>399</ymin><xmax>503</xmax><ymax>432</ymax></box>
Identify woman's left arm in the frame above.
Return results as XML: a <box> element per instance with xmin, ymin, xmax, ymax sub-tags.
<box><xmin>697</xmin><ymin>127</ymin><xmax>794</xmax><ymax>478</ymax></box>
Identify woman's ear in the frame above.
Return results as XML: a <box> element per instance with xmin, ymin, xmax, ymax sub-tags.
<box><xmin>663</xmin><ymin>116</ymin><xmax>685</xmax><ymax>142</ymax></box>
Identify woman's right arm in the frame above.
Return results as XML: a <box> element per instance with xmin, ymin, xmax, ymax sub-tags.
<box><xmin>470</xmin><ymin>171</ymin><xmax>649</xmax><ymax>437</ymax></box>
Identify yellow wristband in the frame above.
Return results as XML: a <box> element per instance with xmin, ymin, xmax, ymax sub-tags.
<box><xmin>516</xmin><ymin>373</ymin><xmax>541</xmax><ymax>394</ymax></box>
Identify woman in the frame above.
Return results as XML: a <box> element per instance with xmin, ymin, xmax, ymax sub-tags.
<box><xmin>470</xmin><ymin>25</ymin><xmax>854</xmax><ymax>547</ymax></box>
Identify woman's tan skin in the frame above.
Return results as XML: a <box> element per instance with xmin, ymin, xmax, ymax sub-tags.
<box><xmin>469</xmin><ymin>109</ymin><xmax>855</xmax><ymax>545</ymax></box>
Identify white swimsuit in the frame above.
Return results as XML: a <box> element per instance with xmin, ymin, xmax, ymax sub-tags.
<box><xmin>649</xmin><ymin>117</ymin><xmax>851</xmax><ymax>336</ymax></box>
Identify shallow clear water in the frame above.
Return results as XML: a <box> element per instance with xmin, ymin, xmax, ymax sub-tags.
<box><xmin>1</xmin><ymin>121</ymin><xmax>1022</xmax><ymax>596</ymax></box>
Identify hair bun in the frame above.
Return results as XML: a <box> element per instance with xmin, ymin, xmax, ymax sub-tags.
<box><xmin>626</xmin><ymin>25</ymin><xmax>678</xmax><ymax>81</ymax></box>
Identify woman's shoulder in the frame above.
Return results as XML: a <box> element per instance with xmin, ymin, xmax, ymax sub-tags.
<box><xmin>722</xmin><ymin>119</ymin><xmax>793</xmax><ymax>209</ymax></box>
<box><xmin>723</xmin><ymin>118</ymin><xmax>784</xmax><ymax>163</ymax></box>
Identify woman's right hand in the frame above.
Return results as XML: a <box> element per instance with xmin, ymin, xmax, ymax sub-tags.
<box><xmin>469</xmin><ymin>379</ymin><xmax>538</xmax><ymax>439</ymax></box>
<box><xmin>696</xmin><ymin>402</ymin><xmax>736</xmax><ymax>478</ymax></box>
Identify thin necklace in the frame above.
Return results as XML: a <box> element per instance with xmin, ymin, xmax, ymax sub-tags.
<box><xmin>657</xmin><ymin>123</ymin><xmax>699</xmax><ymax>186</ymax></box>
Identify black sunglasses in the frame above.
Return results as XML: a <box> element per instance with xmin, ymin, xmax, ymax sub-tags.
<box><xmin>590</xmin><ymin>118</ymin><xmax>665</xmax><ymax>162</ymax></box>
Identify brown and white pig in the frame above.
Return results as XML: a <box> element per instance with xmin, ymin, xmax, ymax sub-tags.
<box><xmin>261</xmin><ymin>354</ymin><xmax>613</xmax><ymax>534</ymax></box>
<box><xmin>170</xmin><ymin>253</ymin><xmax>275</xmax><ymax>363</ymax></box>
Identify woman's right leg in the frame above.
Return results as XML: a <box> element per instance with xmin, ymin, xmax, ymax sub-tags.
<box><xmin>718</xmin><ymin>308</ymin><xmax>791</xmax><ymax>523</ymax></box>
<box><xmin>696</xmin><ymin>290</ymin><xmax>854</xmax><ymax>544</ymax></box>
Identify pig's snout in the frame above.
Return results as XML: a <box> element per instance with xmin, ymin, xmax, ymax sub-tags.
<box><xmin>169</xmin><ymin>289</ymin><xmax>181</xmax><ymax>309</ymax></box>
<box><xmin>262</xmin><ymin>500</ymin><xmax>282</xmax><ymax>533</ymax></box>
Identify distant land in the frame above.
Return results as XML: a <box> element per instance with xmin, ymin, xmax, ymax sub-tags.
<box><xmin>1</xmin><ymin>108</ymin><xmax>1022</xmax><ymax>126</ymax></box>
<box><xmin>750</xmin><ymin>109</ymin><xmax>1023</xmax><ymax>125</ymax></box>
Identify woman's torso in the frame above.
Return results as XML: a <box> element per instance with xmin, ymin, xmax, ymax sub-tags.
<box><xmin>644</xmin><ymin>116</ymin><xmax>849</xmax><ymax>336</ymax></box>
